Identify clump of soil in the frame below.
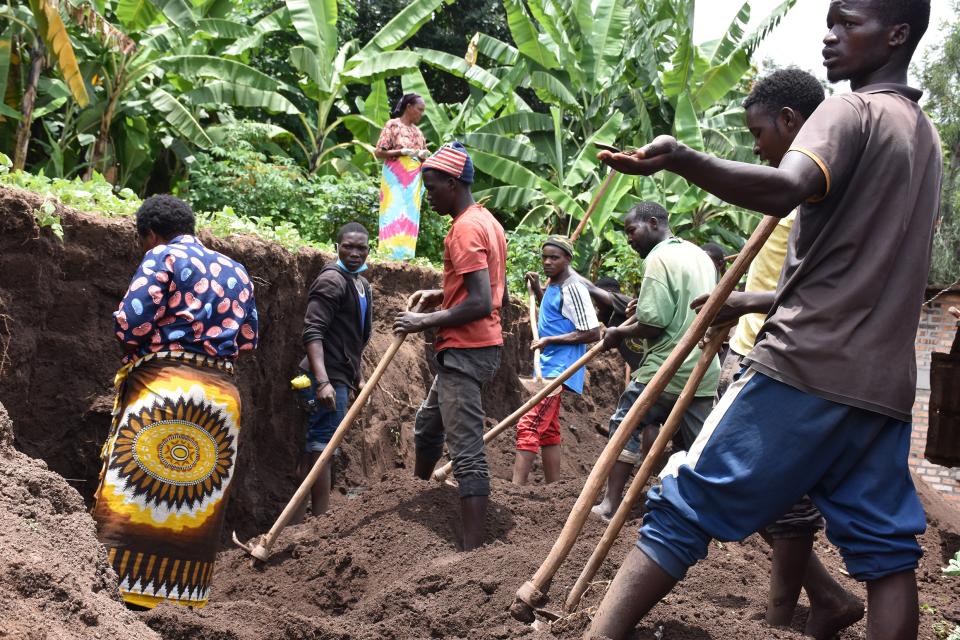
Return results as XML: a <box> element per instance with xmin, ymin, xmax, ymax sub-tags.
<box><xmin>0</xmin><ymin>401</ymin><xmax>159</xmax><ymax>639</ymax></box>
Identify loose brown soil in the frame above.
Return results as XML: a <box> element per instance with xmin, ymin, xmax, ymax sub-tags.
<box><xmin>0</xmin><ymin>185</ymin><xmax>958</xmax><ymax>639</ymax></box>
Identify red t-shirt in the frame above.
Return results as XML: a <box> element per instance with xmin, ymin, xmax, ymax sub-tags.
<box><xmin>435</xmin><ymin>204</ymin><xmax>507</xmax><ymax>352</ymax></box>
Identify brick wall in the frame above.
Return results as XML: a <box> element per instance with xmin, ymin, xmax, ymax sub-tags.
<box><xmin>911</xmin><ymin>289</ymin><xmax>960</xmax><ymax>501</ymax></box>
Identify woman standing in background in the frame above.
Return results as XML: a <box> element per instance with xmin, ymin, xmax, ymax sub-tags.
<box><xmin>374</xmin><ymin>93</ymin><xmax>429</xmax><ymax>260</ymax></box>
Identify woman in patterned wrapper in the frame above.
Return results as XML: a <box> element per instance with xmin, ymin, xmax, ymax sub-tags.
<box><xmin>91</xmin><ymin>195</ymin><xmax>259</xmax><ymax>610</ymax></box>
<box><xmin>374</xmin><ymin>93</ymin><xmax>430</xmax><ymax>260</ymax></box>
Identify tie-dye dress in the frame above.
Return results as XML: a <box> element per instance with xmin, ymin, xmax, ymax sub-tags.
<box><xmin>92</xmin><ymin>235</ymin><xmax>258</xmax><ymax>609</ymax></box>
<box><xmin>376</xmin><ymin>119</ymin><xmax>427</xmax><ymax>260</ymax></box>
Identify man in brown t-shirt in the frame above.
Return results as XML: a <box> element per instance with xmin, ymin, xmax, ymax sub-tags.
<box><xmin>394</xmin><ymin>142</ymin><xmax>506</xmax><ymax>551</ymax></box>
<box><xmin>585</xmin><ymin>2</ymin><xmax>940</xmax><ymax>639</ymax></box>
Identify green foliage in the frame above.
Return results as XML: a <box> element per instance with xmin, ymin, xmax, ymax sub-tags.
<box><xmin>917</xmin><ymin>1</ymin><xmax>960</xmax><ymax>284</ymax></box>
<box><xmin>596</xmin><ymin>232</ymin><xmax>645</xmax><ymax>295</ymax></box>
<box><xmin>505</xmin><ymin>229</ymin><xmax>547</xmax><ymax>297</ymax></box>
<box><xmin>34</xmin><ymin>198</ymin><xmax>64</xmax><ymax>241</ymax></box>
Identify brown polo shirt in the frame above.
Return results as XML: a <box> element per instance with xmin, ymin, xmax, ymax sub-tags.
<box><xmin>745</xmin><ymin>84</ymin><xmax>942</xmax><ymax>421</ymax></box>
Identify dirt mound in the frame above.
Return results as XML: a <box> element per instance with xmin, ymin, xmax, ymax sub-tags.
<box><xmin>0</xmin><ymin>401</ymin><xmax>159</xmax><ymax>639</ymax></box>
<box><xmin>136</xmin><ymin>470</ymin><xmax>960</xmax><ymax>640</ymax></box>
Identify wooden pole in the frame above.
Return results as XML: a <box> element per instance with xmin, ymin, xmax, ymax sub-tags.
<box><xmin>570</xmin><ymin>171</ymin><xmax>617</xmax><ymax>243</ymax></box>
<box><xmin>432</xmin><ymin>318</ymin><xmax>637</xmax><ymax>483</ymax></box>
<box><xmin>234</xmin><ymin>330</ymin><xmax>411</xmax><ymax>562</ymax></box>
<box><xmin>510</xmin><ymin>215</ymin><xmax>781</xmax><ymax>620</ymax></box>
<box><xmin>528</xmin><ymin>280</ymin><xmax>543</xmax><ymax>382</ymax></box>
<box><xmin>564</xmin><ymin>329</ymin><xmax>726</xmax><ymax>611</ymax></box>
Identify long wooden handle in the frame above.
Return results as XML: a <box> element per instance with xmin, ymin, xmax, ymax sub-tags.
<box><xmin>514</xmin><ymin>215</ymin><xmax>780</xmax><ymax>610</ymax></box>
<box><xmin>564</xmin><ymin>329</ymin><xmax>726</xmax><ymax>611</ymax></box>
<box><xmin>246</xmin><ymin>333</ymin><xmax>408</xmax><ymax>560</ymax></box>
<box><xmin>527</xmin><ymin>281</ymin><xmax>543</xmax><ymax>382</ymax></box>
<box><xmin>432</xmin><ymin>318</ymin><xmax>637</xmax><ymax>483</ymax></box>
<box><xmin>570</xmin><ymin>170</ymin><xmax>616</xmax><ymax>243</ymax></box>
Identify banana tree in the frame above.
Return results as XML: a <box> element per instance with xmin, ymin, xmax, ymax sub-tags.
<box><xmin>1</xmin><ymin>0</ymin><xmax>89</xmax><ymax>170</ymax></box>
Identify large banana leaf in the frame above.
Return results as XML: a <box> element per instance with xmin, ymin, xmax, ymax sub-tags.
<box><xmin>672</xmin><ymin>93</ymin><xmax>704</xmax><ymax>152</ymax></box>
<box><xmin>196</xmin><ymin>18</ymin><xmax>254</xmax><ymax>39</ymax></box>
<box><xmin>223</xmin><ymin>8</ymin><xmax>287</xmax><ymax>56</ymax></box>
<box><xmin>693</xmin><ymin>48</ymin><xmax>750</xmax><ymax>112</ymax></box>
<box><xmin>290</xmin><ymin>45</ymin><xmax>325</xmax><ymax>91</ymax></box>
<box><xmin>354</xmin><ymin>0</ymin><xmax>451</xmax><ymax>59</ymax></box>
<box><xmin>420</xmin><ymin>49</ymin><xmax>501</xmax><ymax>92</ymax></box>
<box><xmin>341</xmin><ymin>114</ymin><xmax>385</xmax><ymax>148</ymax></box>
<box><xmin>186</xmin><ymin>81</ymin><xmax>301</xmax><ymax>114</ymax></box>
<box><xmin>742</xmin><ymin>0</ymin><xmax>797</xmax><ymax>57</ymax></box>
<box><xmin>660</xmin><ymin>28</ymin><xmax>694</xmax><ymax>101</ymax></box>
<box><xmin>400</xmin><ymin>69</ymin><xmax>450</xmax><ymax>143</ymax></box>
<box><xmin>152</xmin><ymin>0</ymin><xmax>198</xmax><ymax>30</ymax></box>
<box><xmin>158</xmin><ymin>55</ymin><xmax>283</xmax><ymax>91</ymax></box>
<box><xmin>471</xmin><ymin>149</ymin><xmax>584</xmax><ymax>218</ymax></box>
<box><xmin>562</xmin><ymin>112</ymin><xmax>623</xmax><ymax>188</ymax></box>
<box><xmin>462</xmin><ymin>132</ymin><xmax>543</xmax><ymax>164</ymax></box>
<box><xmin>148</xmin><ymin>88</ymin><xmax>213</xmax><ymax>148</ymax></box>
<box><xmin>527</xmin><ymin>70</ymin><xmax>579</xmax><ymax>111</ymax></box>
<box><xmin>474</xmin><ymin>111</ymin><xmax>553</xmax><ymax>135</ymax></box>
<box><xmin>341</xmin><ymin>50</ymin><xmax>422</xmax><ymax>82</ymax></box>
<box><xmin>364</xmin><ymin>80</ymin><xmax>391</xmax><ymax>127</ymax></box>
<box><xmin>286</xmin><ymin>0</ymin><xmax>337</xmax><ymax>70</ymax></box>
<box><xmin>116</xmin><ymin>0</ymin><xmax>159</xmax><ymax>30</ymax></box>
<box><xmin>503</xmin><ymin>0</ymin><xmax>560</xmax><ymax>70</ymax></box>
<box><xmin>474</xmin><ymin>185</ymin><xmax>542</xmax><ymax>211</ymax></box>
<box><xmin>581</xmin><ymin>0</ymin><xmax>629</xmax><ymax>91</ymax></box>
<box><xmin>29</xmin><ymin>0</ymin><xmax>89</xmax><ymax>107</ymax></box>
<box><xmin>474</xmin><ymin>33</ymin><xmax>519</xmax><ymax>66</ymax></box>
<box><xmin>708</xmin><ymin>1</ymin><xmax>750</xmax><ymax>64</ymax></box>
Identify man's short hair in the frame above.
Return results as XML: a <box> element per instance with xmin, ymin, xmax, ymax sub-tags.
<box><xmin>701</xmin><ymin>242</ymin><xmax>726</xmax><ymax>262</ymax></box>
<box><xmin>875</xmin><ymin>0</ymin><xmax>930</xmax><ymax>50</ymax></box>
<box><xmin>594</xmin><ymin>277</ymin><xmax>621</xmax><ymax>293</ymax></box>
<box><xmin>625</xmin><ymin>201</ymin><xmax>669</xmax><ymax>225</ymax></box>
<box><xmin>336</xmin><ymin>222</ymin><xmax>369</xmax><ymax>243</ymax></box>
<box><xmin>135</xmin><ymin>194</ymin><xmax>195</xmax><ymax>239</ymax></box>
<box><xmin>743</xmin><ymin>68</ymin><xmax>825</xmax><ymax>119</ymax></box>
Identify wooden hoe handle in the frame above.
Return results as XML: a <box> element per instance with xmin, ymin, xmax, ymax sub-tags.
<box><xmin>240</xmin><ymin>308</ymin><xmax>417</xmax><ymax>562</ymax></box>
<box><xmin>432</xmin><ymin>318</ymin><xmax>637</xmax><ymax>483</ymax></box>
<box><xmin>528</xmin><ymin>281</ymin><xmax>543</xmax><ymax>382</ymax></box>
<box><xmin>570</xmin><ymin>170</ymin><xmax>616</xmax><ymax>243</ymax></box>
<box><xmin>511</xmin><ymin>215</ymin><xmax>780</xmax><ymax>618</ymax></box>
<box><xmin>564</xmin><ymin>329</ymin><xmax>727</xmax><ymax>611</ymax></box>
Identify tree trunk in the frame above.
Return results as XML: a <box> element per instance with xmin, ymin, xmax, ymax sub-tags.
<box><xmin>86</xmin><ymin>59</ymin><xmax>126</xmax><ymax>181</ymax></box>
<box><xmin>12</xmin><ymin>42</ymin><xmax>44</xmax><ymax>172</ymax></box>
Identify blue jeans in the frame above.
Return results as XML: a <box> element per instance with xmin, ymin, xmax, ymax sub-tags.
<box><xmin>298</xmin><ymin>371</ymin><xmax>349</xmax><ymax>453</ymax></box>
<box><xmin>639</xmin><ymin>368</ymin><xmax>925</xmax><ymax>582</ymax></box>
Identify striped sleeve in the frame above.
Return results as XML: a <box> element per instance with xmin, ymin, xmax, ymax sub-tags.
<box><xmin>561</xmin><ymin>280</ymin><xmax>600</xmax><ymax>331</ymax></box>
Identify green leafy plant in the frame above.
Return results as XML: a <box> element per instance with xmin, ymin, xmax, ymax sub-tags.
<box><xmin>34</xmin><ymin>198</ymin><xmax>63</xmax><ymax>240</ymax></box>
<box><xmin>946</xmin><ymin>550</ymin><xmax>960</xmax><ymax>576</ymax></box>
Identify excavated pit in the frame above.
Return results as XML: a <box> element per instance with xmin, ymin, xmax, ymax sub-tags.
<box><xmin>0</xmin><ymin>185</ymin><xmax>958</xmax><ymax>639</ymax></box>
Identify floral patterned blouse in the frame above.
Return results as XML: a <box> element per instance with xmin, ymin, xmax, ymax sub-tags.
<box><xmin>376</xmin><ymin>118</ymin><xmax>426</xmax><ymax>152</ymax></box>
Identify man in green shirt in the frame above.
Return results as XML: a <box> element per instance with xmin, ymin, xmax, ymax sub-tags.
<box><xmin>593</xmin><ymin>201</ymin><xmax>720</xmax><ymax>521</ymax></box>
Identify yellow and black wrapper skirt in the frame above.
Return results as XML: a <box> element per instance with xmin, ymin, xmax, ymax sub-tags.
<box><xmin>92</xmin><ymin>351</ymin><xmax>240</xmax><ymax>609</ymax></box>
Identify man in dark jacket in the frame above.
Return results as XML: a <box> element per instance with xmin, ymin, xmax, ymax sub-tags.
<box><xmin>295</xmin><ymin>222</ymin><xmax>373</xmax><ymax>518</ymax></box>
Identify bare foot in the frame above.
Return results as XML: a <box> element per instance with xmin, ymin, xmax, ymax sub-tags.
<box><xmin>805</xmin><ymin>590</ymin><xmax>864</xmax><ymax>639</ymax></box>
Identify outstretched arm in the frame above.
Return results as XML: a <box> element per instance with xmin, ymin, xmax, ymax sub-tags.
<box><xmin>599</xmin><ymin>136</ymin><xmax>825</xmax><ymax>218</ymax></box>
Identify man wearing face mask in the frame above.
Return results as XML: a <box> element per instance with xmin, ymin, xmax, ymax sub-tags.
<box><xmin>294</xmin><ymin>222</ymin><xmax>373</xmax><ymax>519</ymax></box>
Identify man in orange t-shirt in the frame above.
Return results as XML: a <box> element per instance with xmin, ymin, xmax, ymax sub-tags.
<box><xmin>394</xmin><ymin>142</ymin><xmax>506</xmax><ymax>551</ymax></box>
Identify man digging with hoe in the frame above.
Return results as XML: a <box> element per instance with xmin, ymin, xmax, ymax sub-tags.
<box><xmin>394</xmin><ymin>142</ymin><xmax>507</xmax><ymax>551</ymax></box>
<box><xmin>588</xmin><ymin>1</ymin><xmax>941</xmax><ymax>639</ymax></box>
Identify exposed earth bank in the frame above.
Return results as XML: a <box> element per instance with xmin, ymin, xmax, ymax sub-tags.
<box><xmin>0</xmin><ymin>185</ymin><xmax>958</xmax><ymax>639</ymax></box>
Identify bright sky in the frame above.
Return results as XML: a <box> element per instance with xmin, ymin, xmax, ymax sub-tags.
<box><xmin>693</xmin><ymin>0</ymin><xmax>956</xmax><ymax>93</ymax></box>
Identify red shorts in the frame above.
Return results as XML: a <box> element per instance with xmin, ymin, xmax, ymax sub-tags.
<box><xmin>516</xmin><ymin>391</ymin><xmax>562</xmax><ymax>453</ymax></box>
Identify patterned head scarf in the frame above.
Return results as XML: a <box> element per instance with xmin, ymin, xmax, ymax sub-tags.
<box><xmin>422</xmin><ymin>141</ymin><xmax>475</xmax><ymax>184</ymax></box>
<box><xmin>543</xmin><ymin>234</ymin><xmax>574</xmax><ymax>257</ymax></box>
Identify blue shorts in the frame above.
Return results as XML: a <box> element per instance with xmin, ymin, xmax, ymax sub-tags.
<box><xmin>297</xmin><ymin>371</ymin><xmax>349</xmax><ymax>453</ymax></box>
<box><xmin>639</xmin><ymin>368</ymin><xmax>925</xmax><ymax>583</ymax></box>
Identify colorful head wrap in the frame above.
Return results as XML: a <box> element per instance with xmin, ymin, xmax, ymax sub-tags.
<box><xmin>422</xmin><ymin>141</ymin><xmax>475</xmax><ymax>184</ymax></box>
<box><xmin>543</xmin><ymin>234</ymin><xmax>574</xmax><ymax>257</ymax></box>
